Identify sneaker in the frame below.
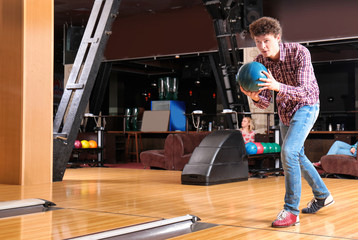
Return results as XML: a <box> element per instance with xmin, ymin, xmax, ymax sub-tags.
<box><xmin>272</xmin><ymin>210</ymin><xmax>299</xmax><ymax>228</ymax></box>
<box><xmin>301</xmin><ymin>194</ymin><xmax>334</xmax><ymax>214</ymax></box>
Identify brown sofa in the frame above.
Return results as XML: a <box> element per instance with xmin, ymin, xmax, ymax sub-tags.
<box><xmin>320</xmin><ymin>153</ymin><xmax>358</xmax><ymax>177</ymax></box>
<box><xmin>140</xmin><ymin>132</ymin><xmax>210</xmax><ymax>170</ymax></box>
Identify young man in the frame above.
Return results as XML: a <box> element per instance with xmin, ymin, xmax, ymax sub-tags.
<box><xmin>240</xmin><ymin>17</ymin><xmax>334</xmax><ymax>228</ymax></box>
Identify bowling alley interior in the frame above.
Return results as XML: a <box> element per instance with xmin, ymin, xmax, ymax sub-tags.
<box><xmin>1</xmin><ymin>0</ymin><xmax>358</xmax><ymax>239</ymax></box>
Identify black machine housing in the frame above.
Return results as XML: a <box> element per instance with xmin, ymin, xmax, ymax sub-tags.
<box><xmin>181</xmin><ymin>130</ymin><xmax>248</xmax><ymax>185</ymax></box>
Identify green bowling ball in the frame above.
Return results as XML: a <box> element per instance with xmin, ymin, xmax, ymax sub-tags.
<box><xmin>273</xmin><ymin>143</ymin><xmax>281</xmax><ymax>152</ymax></box>
<box><xmin>261</xmin><ymin>142</ymin><xmax>269</xmax><ymax>153</ymax></box>
<box><xmin>267</xmin><ymin>143</ymin><xmax>274</xmax><ymax>153</ymax></box>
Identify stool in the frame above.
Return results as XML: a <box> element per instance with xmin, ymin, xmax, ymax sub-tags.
<box><xmin>125</xmin><ymin>132</ymin><xmax>142</xmax><ymax>163</ymax></box>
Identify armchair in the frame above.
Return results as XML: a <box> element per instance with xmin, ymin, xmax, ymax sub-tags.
<box><xmin>320</xmin><ymin>153</ymin><xmax>358</xmax><ymax>178</ymax></box>
<box><xmin>140</xmin><ymin>132</ymin><xmax>210</xmax><ymax>170</ymax></box>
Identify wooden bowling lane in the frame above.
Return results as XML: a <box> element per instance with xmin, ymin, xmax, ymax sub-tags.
<box><xmin>170</xmin><ymin>225</ymin><xmax>345</xmax><ymax>240</ymax></box>
<box><xmin>0</xmin><ymin>167</ymin><xmax>358</xmax><ymax>239</ymax></box>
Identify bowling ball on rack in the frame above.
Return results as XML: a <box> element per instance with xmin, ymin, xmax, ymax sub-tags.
<box><xmin>273</xmin><ymin>143</ymin><xmax>281</xmax><ymax>152</ymax></box>
<box><xmin>74</xmin><ymin>140</ymin><xmax>82</xmax><ymax>149</ymax></box>
<box><xmin>236</xmin><ymin>61</ymin><xmax>268</xmax><ymax>92</ymax></box>
<box><xmin>88</xmin><ymin>140</ymin><xmax>98</xmax><ymax>148</ymax></box>
<box><xmin>267</xmin><ymin>143</ymin><xmax>274</xmax><ymax>153</ymax></box>
<box><xmin>254</xmin><ymin>142</ymin><xmax>264</xmax><ymax>154</ymax></box>
<box><xmin>245</xmin><ymin>142</ymin><xmax>257</xmax><ymax>155</ymax></box>
<box><xmin>81</xmin><ymin>140</ymin><xmax>90</xmax><ymax>148</ymax></box>
<box><xmin>261</xmin><ymin>142</ymin><xmax>269</xmax><ymax>153</ymax></box>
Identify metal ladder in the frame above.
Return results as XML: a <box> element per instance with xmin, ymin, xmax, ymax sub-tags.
<box><xmin>204</xmin><ymin>0</ymin><xmax>250</xmax><ymax>128</ymax></box>
<box><xmin>53</xmin><ymin>0</ymin><xmax>121</xmax><ymax>181</ymax></box>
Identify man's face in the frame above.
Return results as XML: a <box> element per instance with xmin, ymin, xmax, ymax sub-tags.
<box><xmin>253</xmin><ymin>34</ymin><xmax>281</xmax><ymax>60</ymax></box>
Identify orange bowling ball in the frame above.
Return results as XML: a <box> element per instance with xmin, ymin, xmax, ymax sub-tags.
<box><xmin>88</xmin><ymin>140</ymin><xmax>98</xmax><ymax>148</ymax></box>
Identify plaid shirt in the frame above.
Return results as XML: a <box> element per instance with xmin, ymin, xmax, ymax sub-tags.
<box><xmin>253</xmin><ymin>42</ymin><xmax>320</xmax><ymax>126</ymax></box>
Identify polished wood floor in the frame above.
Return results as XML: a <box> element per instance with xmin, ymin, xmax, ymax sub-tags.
<box><xmin>0</xmin><ymin>167</ymin><xmax>357</xmax><ymax>239</ymax></box>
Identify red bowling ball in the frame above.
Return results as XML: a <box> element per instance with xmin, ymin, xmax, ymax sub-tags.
<box><xmin>254</xmin><ymin>142</ymin><xmax>264</xmax><ymax>154</ymax></box>
<box><xmin>74</xmin><ymin>140</ymin><xmax>82</xmax><ymax>149</ymax></box>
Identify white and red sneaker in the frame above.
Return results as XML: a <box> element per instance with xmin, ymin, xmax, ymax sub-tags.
<box><xmin>272</xmin><ymin>210</ymin><xmax>299</xmax><ymax>228</ymax></box>
<box><xmin>313</xmin><ymin>162</ymin><xmax>321</xmax><ymax>168</ymax></box>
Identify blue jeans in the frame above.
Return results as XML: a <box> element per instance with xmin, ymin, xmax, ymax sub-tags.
<box><xmin>279</xmin><ymin>104</ymin><xmax>330</xmax><ymax>216</ymax></box>
<box><xmin>327</xmin><ymin>140</ymin><xmax>355</xmax><ymax>157</ymax></box>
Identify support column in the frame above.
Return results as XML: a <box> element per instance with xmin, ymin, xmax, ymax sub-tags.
<box><xmin>0</xmin><ymin>0</ymin><xmax>53</xmax><ymax>185</ymax></box>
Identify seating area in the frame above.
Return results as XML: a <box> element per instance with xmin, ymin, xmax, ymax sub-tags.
<box><xmin>139</xmin><ymin>130</ymin><xmax>358</xmax><ymax>179</ymax></box>
<box><xmin>139</xmin><ymin>131</ymin><xmax>281</xmax><ymax>175</ymax></box>
<box><xmin>140</xmin><ymin>132</ymin><xmax>210</xmax><ymax>170</ymax></box>
<box><xmin>320</xmin><ymin>153</ymin><xmax>358</xmax><ymax>178</ymax></box>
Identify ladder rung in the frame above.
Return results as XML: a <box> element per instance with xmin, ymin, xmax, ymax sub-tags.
<box><xmin>216</xmin><ymin>34</ymin><xmax>231</xmax><ymax>38</ymax></box>
<box><xmin>53</xmin><ymin>133</ymin><xmax>68</xmax><ymax>140</ymax></box>
<box><xmin>82</xmin><ymin>37</ymin><xmax>100</xmax><ymax>43</ymax></box>
<box><xmin>66</xmin><ymin>84</ymin><xmax>84</xmax><ymax>90</ymax></box>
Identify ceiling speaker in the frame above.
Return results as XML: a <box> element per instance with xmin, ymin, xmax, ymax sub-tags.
<box><xmin>244</xmin><ymin>0</ymin><xmax>263</xmax><ymax>29</ymax></box>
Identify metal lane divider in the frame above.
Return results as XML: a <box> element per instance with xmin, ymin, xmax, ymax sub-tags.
<box><xmin>0</xmin><ymin>199</ymin><xmax>57</xmax><ymax>219</ymax></box>
<box><xmin>67</xmin><ymin>215</ymin><xmax>217</xmax><ymax>240</ymax></box>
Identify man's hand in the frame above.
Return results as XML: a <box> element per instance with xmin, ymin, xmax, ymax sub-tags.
<box><xmin>258</xmin><ymin>70</ymin><xmax>280</xmax><ymax>92</ymax></box>
<box><xmin>240</xmin><ymin>86</ymin><xmax>261</xmax><ymax>102</ymax></box>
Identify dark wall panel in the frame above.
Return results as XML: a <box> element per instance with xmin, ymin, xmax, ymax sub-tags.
<box><xmin>263</xmin><ymin>0</ymin><xmax>358</xmax><ymax>42</ymax></box>
<box><xmin>105</xmin><ymin>1</ymin><xmax>358</xmax><ymax>60</ymax></box>
<box><xmin>105</xmin><ymin>5</ymin><xmax>218</xmax><ymax>61</ymax></box>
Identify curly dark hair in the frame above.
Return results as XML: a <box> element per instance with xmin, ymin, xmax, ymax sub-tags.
<box><xmin>249</xmin><ymin>17</ymin><xmax>282</xmax><ymax>39</ymax></box>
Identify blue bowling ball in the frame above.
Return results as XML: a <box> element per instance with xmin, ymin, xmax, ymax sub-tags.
<box><xmin>236</xmin><ymin>62</ymin><xmax>268</xmax><ymax>92</ymax></box>
<box><xmin>245</xmin><ymin>142</ymin><xmax>257</xmax><ymax>155</ymax></box>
